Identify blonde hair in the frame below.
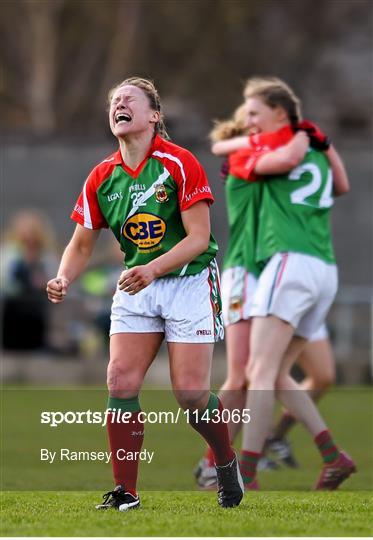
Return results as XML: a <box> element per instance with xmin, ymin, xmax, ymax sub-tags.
<box><xmin>209</xmin><ymin>103</ymin><xmax>249</xmax><ymax>142</ymax></box>
<box><xmin>108</xmin><ymin>76</ymin><xmax>169</xmax><ymax>139</ymax></box>
<box><xmin>244</xmin><ymin>77</ymin><xmax>302</xmax><ymax>127</ymax></box>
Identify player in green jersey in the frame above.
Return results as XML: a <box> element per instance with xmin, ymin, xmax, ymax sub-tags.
<box><xmin>47</xmin><ymin>77</ymin><xmax>244</xmax><ymax>509</ymax></box>
<box><xmin>237</xmin><ymin>77</ymin><xmax>355</xmax><ymax>490</ymax></box>
<box><xmin>195</xmin><ymin>93</ymin><xmax>343</xmax><ymax>488</ymax></box>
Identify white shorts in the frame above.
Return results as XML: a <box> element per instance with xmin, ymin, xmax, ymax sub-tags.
<box><xmin>250</xmin><ymin>252</ymin><xmax>338</xmax><ymax>339</ymax></box>
<box><xmin>221</xmin><ymin>266</ymin><xmax>258</xmax><ymax>326</ymax></box>
<box><xmin>110</xmin><ymin>260</ymin><xmax>224</xmax><ymax>343</ymax></box>
<box><xmin>309</xmin><ymin>323</ymin><xmax>329</xmax><ymax>342</ymax></box>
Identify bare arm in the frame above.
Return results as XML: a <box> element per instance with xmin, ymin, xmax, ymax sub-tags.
<box><xmin>211</xmin><ymin>136</ymin><xmax>249</xmax><ymax>156</ymax></box>
<box><xmin>46</xmin><ymin>224</ymin><xmax>100</xmax><ymax>303</ymax></box>
<box><xmin>118</xmin><ymin>201</ymin><xmax>211</xmax><ymax>294</ymax></box>
<box><xmin>255</xmin><ymin>131</ymin><xmax>309</xmax><ymax>175</ymax></box>
<box><xmin>325</xmin><ymin>144</ymin><xmax>350</xmax><ymax>196</ymax></box>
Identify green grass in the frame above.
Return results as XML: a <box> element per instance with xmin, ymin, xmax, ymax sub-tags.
<box><xmin>1</xmin><ymin>386</ymin><xmax>372</xmax><ymax>535</ymax></box>
<box><xmin>1</xmin><ymin>491</ymin><xmax>372</xmax><ymax>536</ymax></box>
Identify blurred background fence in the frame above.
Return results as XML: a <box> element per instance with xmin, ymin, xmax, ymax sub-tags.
<box><xmin>1</xmin><ymin>0</ymin><xmax>372</xmax><ymax>385</ymax></box>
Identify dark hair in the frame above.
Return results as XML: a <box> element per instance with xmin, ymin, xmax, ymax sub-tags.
<box><xmin>108</xmin><ymin>77</ymin><xmax>169</xmax><ymax>139</ymax></box>
<box><xmin>244</xmin><ymin>77</ymin><xmax>302</xmax><ymax>127</ymax></box>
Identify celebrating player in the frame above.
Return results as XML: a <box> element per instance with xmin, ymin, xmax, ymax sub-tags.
<box><xmin>46</xmin><ymin>77</ymin><xmax>244</xmax><ymax>510</ymax></box>
<box><xmin>236</xmin><ymin>77</ymin><xmax>355</xmax><ymax>490</ymax></box>
<box><xmin>195</xmin><ymin>94</ymin><xmax>345</xmax><ymax>487</ymax></box>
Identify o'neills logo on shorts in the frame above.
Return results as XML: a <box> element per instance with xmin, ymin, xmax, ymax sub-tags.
<box><xmin>196</xmin><ymin>329</ymin><xmax>212</xmax><ymax>335</ymax></box>
<box><xmin>122</xmin><ymin>213</ymin><xmax>166</xmax><ymax>250</ymax></box>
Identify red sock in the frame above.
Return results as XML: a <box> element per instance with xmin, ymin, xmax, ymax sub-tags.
<box><xmin>106</xmin><ymin>397</ymin><xmax>144</xmax><ymax>496</ymax></box>
<box><xmin>189</xmin><ymin>394</ymin><xmax>234</xmax><ymax>466</ymax></box>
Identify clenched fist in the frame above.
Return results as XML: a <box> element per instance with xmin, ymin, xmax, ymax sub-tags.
<box><xmin>46</xmin><ymin>277</ymin><xmax>70</xmax><ymax>303</ymax></box>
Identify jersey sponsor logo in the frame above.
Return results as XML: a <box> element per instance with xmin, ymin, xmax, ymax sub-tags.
<box><xmin>122</xmin><ymin>212</ymin><xmax>166</xmax><ymax>249</ymax></box>
<box><xmin>196</xmin><ymin>329</ymin><xmax>212</xmax><ymax>336</ymax></box>
<box><xmin>155</xmin><ymin>183</ymin><xmax>169</xmax><ymax>203</ymax></box>
<box><xmin>74</xmin><ymin>203</ymin><xmax>84</xmax><ymax>216</ymax></box>
<box><xmin>184</xmin><ymin>185</ymin><xmax>211</xmax><ymax>203</ymax></box>
<box><xmin>129</xmin><ymin>184</ymin><xmax>146</xmax><ymax>192</ymax></box>
<box><xmin>107</xmin><ymin>192</ymin><xmax>123</xmax><ymax>202</ymax></box>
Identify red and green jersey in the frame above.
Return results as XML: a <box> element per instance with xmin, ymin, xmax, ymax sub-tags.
<box><xmin>223</xmin><ymin>126</ymin><xmax>294</xmax><ymax>276</ymax></box>
<box><xmin>254</xmin><ymin>148</ymin><xmax>335</xmax><ymax>264</ymax></box>
<box><xmin>71</xmin><ymin>135</ymin><xmax>218</xmax><ymax>277</ymax></box>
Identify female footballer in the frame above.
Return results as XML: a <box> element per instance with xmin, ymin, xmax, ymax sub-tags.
<box><xmin>46</xmin><ymin>77</ymin><xmax>244</xmax><ymax>510</ymax></box>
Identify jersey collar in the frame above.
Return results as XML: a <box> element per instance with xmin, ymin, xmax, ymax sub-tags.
<box><xmin>112</xmin><ymin>134</ymin><xmax>164</xmax><ymax>178</ymax></box>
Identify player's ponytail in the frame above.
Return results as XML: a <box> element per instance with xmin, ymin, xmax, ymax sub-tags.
<box><xmin>209</xmin><ymin>103</ymin><xmax>249</xmax><ymax>142</ymax></box>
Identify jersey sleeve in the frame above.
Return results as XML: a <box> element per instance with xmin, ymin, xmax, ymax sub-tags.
<box><xmin>70</xmin><ymin>168</ymin><xmax>109</xmax><ymax>229</ymax></box>
<box><xmin>174</xmin><ymin>150</ymin><xmax>214</xmax><ymax>211</ymax></box>
<box><xmin>229</xmin><ymin>149</ymin><xmax>264</xmax><ymax>182</ymax></box>
<box><xmin>229</xmin><ymin>128</ymin><xmax>295</xmax><ymax>181</ymax></box>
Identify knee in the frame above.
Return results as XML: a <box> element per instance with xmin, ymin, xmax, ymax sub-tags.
<box><xmin>172</xmin><ymin>368</ymin><xmax>210</xmax><ymax>410</ymax></box>
<box><xmin>173</xmin><ymin>388</ymin><xmax>209</xmax><ymax>411</ymax></box>
<box><xmin>107</xmin><ymin>357</ymin><xmax>143</xmax><ymax>397</ymax></box>
<box><xmin>246</xmin><ymin>357</ymin><xmax>277</xmax><ymax>390</ymax></box>
<box><xmin>312</xmin><ymin>369</ymin><xmax>336</xmax><ymax>391</ymax></box>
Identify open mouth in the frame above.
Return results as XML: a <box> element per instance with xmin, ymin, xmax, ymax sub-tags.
<box><xmin>115</xmin><ymin>112</ymin><xmax>132</xmax><ymax>124</ymax></box>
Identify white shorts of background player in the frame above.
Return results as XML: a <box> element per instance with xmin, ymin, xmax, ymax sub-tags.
<box><xmin>249</xmin><ymin>252</ymin><xmax>337</xmax><ymax>339</ymax></box>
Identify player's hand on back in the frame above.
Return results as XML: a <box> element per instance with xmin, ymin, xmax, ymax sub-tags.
<box><xmin>46</xmin><ymin>277</ymin><xmax>70</xmax><ymax>303</ymax></box>
<box><xmin>118</xmin><ymin>265</ymin><xmax>156</xmax><ymax>295</ymax></box>
<box><xmin>294</xmin><ymin>120</ymin><xmax>331</xmax><ymax>151</ymax></box>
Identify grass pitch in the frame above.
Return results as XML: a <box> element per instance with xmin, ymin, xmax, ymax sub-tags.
<box><xmin>1</xmin><ymin>491</ymin><xmax>372</xmax><ymax>536</ymax></box>
<box><xmin>1</xmin><ymin>386</ymin><xmax>372</xmax><ymax>536</ymax></box>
